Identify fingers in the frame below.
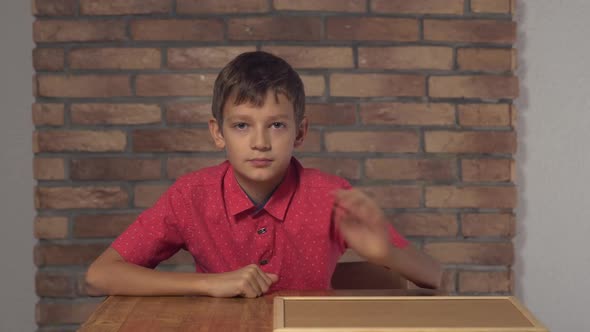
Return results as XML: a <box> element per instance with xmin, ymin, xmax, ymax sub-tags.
<box><xmin>333</xmin><ymin>189</ymin><xmax>382</xmax><ymax>225</ymax></box>
<box><xmin>267</xmin><ymin>273</ymin><xmax>279</xmax><ymax>283</ymax></box>
<box><xmin>254</xmin><ymin>266</ymin><xmax>273</xmax><ymax>291</ymax></box>
<box><xmin>239</xmin><ymin>265</ymin><xmax>276</xmax><ymax>298</ymax></box>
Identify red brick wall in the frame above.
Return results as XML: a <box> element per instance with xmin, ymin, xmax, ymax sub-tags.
<box><xmin>33</xmin><ymin>0</ymin><xmax>518</xmax><ymax>329</ymax></box>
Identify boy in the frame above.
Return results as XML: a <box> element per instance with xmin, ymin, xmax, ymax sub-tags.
<box><xmin>85</xmin><ymin>51</ymin><xmax>442</xmax><ymax>298</ymax></box>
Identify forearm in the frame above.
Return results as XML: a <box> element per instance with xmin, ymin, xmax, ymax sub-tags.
<box><xmin>85</xmin><ymin>260</ymin><xmax>213</xmax><ymax>296</ymax></box>
<box><xmin>378</xmin><ymin>245</ymin><xmax>443</xmax><ymax>289</ymax></box>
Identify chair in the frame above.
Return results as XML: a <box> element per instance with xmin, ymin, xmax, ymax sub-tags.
<box><xmin>331</xmin><ymin>249</ymin><xmax>407</xmax><ymax>289</ymax></box>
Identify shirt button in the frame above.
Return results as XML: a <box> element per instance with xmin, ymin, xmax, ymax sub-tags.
<box><xmin>257</xmin><ymin>227</ymin><xmax>267</xmax><ymax>235</ymax></box>
<box><xmin>260</xmin><ymin>259</ymin><xmax>269</xmax><ymax>265</ymax></box>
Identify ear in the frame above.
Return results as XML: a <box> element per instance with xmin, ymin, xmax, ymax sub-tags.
<box><xmin>208</xmin><ymin>118</ymin><xmax>226</xmax><ymax>149</ymax></box>
<box><xmin>294</xmin><ymin>117</ymin><xmax>308</xmax><ymax>148</ymax></box>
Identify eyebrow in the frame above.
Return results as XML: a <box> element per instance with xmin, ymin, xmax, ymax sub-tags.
<box><xmin>225</xmin><ymin>114</ymin><xmax>290</xmax><ymax>122</ymax></box>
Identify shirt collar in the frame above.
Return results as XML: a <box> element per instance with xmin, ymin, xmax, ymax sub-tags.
<box><xmin>224</xmin><ymin>158</ymin><xmax>300</xmax><ymax>222</ymax></box>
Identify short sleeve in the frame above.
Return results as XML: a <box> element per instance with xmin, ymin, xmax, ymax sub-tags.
<box><xmin>111</xmin><ymin>186</ymin><xmax>186</xmax><ymax>268</ymax></box>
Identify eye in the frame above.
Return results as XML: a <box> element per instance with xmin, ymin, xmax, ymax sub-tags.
<box><xmin>271</xmin><ymin>122</ymin><xmax>286</xmax><ymax>129</ymax></box>
<box><xmin>233</xmin><ymin>122</ymin><xmax>248</xmax><ymax>130</ymax></box>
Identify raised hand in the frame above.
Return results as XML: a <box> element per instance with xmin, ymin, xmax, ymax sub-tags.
<box><xmin>333</xmin><ymin>189</ymin><xmax>392</xmax><ymax>265</ymax></box>
<box><xmin>205</xmin><ymin>264</ymin><xmax>279</xmax><ymax>298</ymax></box>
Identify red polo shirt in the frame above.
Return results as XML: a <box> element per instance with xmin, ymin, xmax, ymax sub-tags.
<box><xmin>112</xmin><ymin>158</ymin><xmax>409</xmax><ymax>291</ymax></box>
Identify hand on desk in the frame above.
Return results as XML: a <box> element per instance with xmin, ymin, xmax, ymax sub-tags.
<box><xmin>206</xmin><ymin>264</ymin><xmax>279</xmax><ymax>298</ymax></box>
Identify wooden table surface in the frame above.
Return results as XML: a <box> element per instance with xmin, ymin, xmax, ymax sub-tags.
<box><xmin>79</xmin><ymin>289</ymin><xmax>439</xmax><ymax>332</ymax></box>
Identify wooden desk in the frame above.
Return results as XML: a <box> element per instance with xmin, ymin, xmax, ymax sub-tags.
<box><xmin>79</xmin><ymin>289</ymin><xmax>438</xmax><ymax>331</ymax></box>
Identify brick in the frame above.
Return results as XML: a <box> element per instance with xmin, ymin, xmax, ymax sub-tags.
<box><xmin>371</xmin><ymin>0</ymin><xmax>464</xmax><ymax>14</ymax></box>
<box><xmin>131</xmin><ymin>19</ymin><xmax>223</xmax><ymax>41</ymax></box>
<box><xmin>33</xmin><ymin>0</ymin><xmax>77</xmax><ymax>16</ymax></box>
<box><xmin>36</xmin><ymin>301</ymin><xmax>99</xmax><ymax>325</ymax></box>
<box><xmin>326</xmin><ymin>17</ymin><xmax>418</xmax><ymax>41</ymax></box>
<box><xmin>360</xmin><ymin>186</ymin><xmax>421</xmax><ymax>208</ymax></box>
<box><xmin>35</xmin><ymin>186</ymin><xmax>129</xmax><ymax>209</ymax></box>
<box><xmin>34</xmin><ymin>130</ymin><xmax>127</xmax><ymax>152</ymax></box>
<box><xmin>228</xmin><ymin>17</ymin><xmax>321</xmax><ymax>41</ymax></box>
<box><xmin>69</xmin><ymin>48</ymin><xmax>161</xmax><ymax>70</ymax></box>
<box><xmin>33</xmin><ymin>48</ymin><xmax>64</xmax><ymax>71</ymax></box>
<box><xmin>301</xmin><ymin>75</ymin><xmax>325</xmax><ymax>97</ymax></box>
<box><xmin>326</xmin><ymin>131</ymin><xmax>419</xmax><ymax>153</ymax></box>
<box><xmin>462</xmin><ymin>213</ymin><xmax>515</xmax><ymax>237</ymax></box>
<box><xmin>390</xmin><ymin>213</ymin><xmax>458</xmax><ymax>237</ymax></box>
<box><xmin>462</xmin><ymin>159</ymin><xmax>512</xmax><ymax>182</ymax></box>
<box><xmin>34</xmin><ymin>20</ymin><xmax>126</xmax><ymax>42</ymax></box>
<box><xmin>429</xmin><ymin>75</ymin><xmax>518</xmax><ymax>99</ymax></box>
<box><xmin>358</xmin><ymin>46</ymin><xmax>453</xmax><ymax>70</ymax></box>
<box><xmin>178</xmin><ymin>0</ymin><xmax>268</xmax><ymax>13</ymax></box>
<box><xmin>458</xmin><ymin>104</ymin><xmax>511</xmax><ymax>127</ymax></box>
<box><xmin>459</xmin><ymin>271</ymin><xmax>512</xmax><ymax>293</ymax></box>
<box><xmin>33</xmin><ymin>75</ymin><xmax>38</xmax><ymax>97</ymax></box>
<box><xmin>134</xmin><ymin>184</ymin><xmax>169</xmax><ymax>208</ymax></box>
<box><xmin>166</xmin><ymin>103</ymin><xmax>211</xmax><ymax>124</ymax></box>
<box><xmin>425</xmin><ymin>186</ymin><xmax>516</xmax><ymax>208</ymax></box>
<box><xmin>73</xmin><ymin>213</ymin><xmax>138</xmax><ymax>238</ymax></box>
<box><xmin>37</xmin><ymin>75</ymin><xmax>131</xmax><ymax>98</ymax></box>
<box><xmin>70</xmin><ymin>158</ymin><xmax>161</xmax><ymax>180</ymax></box>
<box><xmin>34</xmin><ymin>243</ymin><xmax>108</xmax><ymax>266</ymax></box>
<box><xmin>424</xmin><ymin>242</ymin><xmax>513</xmax><ymax>265</ymax></box>
<box><xmin>34</xmin><ymin>216</ymin><xmax>68</xmax><ymax>239</ymax></box>
<box><xmin>458</xmin><ymin>48</ymin><xmax>515</xmax><ymax>72</ymax></box>
<box><xmin>471</xmin><ymin>0</ymin><xmax>511</xmax><ymax>13</ymax></box>
<box><xmin>167</xmin><ymin>47</ymin><xmax>256</xmax><ymax>69</ymax></box>
<box><xmin>80</xmin><ymin>0</ymin><xmax>172</xmax><ymax>15</ymax></box>
<box><xmin>299</xmin><ymin>158</ymin><xmax>360</xmax><ymax>180</ymax></box>
<box><xmin>262</xmin><ymin>46</ymin><xmax>353</xmax><ymax>69</ymax></box>
<box><xmin>32</xmin><ymin>103</ymin><xmax>64</xmax><ymax>126</ymax></box>
<box><xmin>136</xmin><ymin>74</ymin><xmax>216</xmax><ymax>97</ymax></box>
<box><xmin>424</xmin><ymin>19</ymin><xmax>516</xmax><ymax>43</ymax></box>
<box><xmin>510</xmin><ymin>104</ymin><xmax>518</xmax><ymax>128</ymax></box>
<box><xmin>360</xmin><ymin>103</ymin><xmax>454</xmax><ymax>126</ymax></box>
<box><xmin>36</xmin><ymin>271</ymin><xmax>76</xmax><ymax>297</ymax></box>
<box><xmin>167</xmin><ymin>158</ymin><xmax>225</xmax><ymax>179</ymax></box>
<box><xmin>34</xmin><ymin>158</ymin><xmax>65</xmax><ymax>180</ymax></box>
<box><xmin>306</xmin><ymin>103</ymin><xmax>356</xmax><ymax>126</ymax></box>
<box><xmin>133</xmin><ymin>129</ymin><xmax>216</xmax><ymax>152</ymax></box>
<box><xmin>274</xmin><ymin>0</ymin><xmax>366</xmax><ymax>12</ymax></box>
<box><xmin>71</xmin><ymin>104</ymin><xmax>161</xmax><ymax>125</ymax></box>
<box><xmin>297</xmin><ymin>129</ymin><xmax>321</xmax><ymax>152</ymax></box>
<box><xmin>425</xmin><ymin>131</ymin><xmax>516</xmax><ymax>153</ymax></box>
<box><xmin>331</xmin><ymin>74</ymin><xmax>424</xmax><ymax>97</ymax></box>
<box><xmin>365</xmin><ymin>158</ymin><xmax>455</xmax><ymax>181</ymax></box>
<box><xmin>511</xmin><ymin>0</ymin><xmax>517</xmax><ymax>14</ymax></box>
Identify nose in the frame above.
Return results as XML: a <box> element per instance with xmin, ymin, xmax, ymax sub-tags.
<box><xmin>250</xmin><ymin>127</ymin><xmax>271</xmax><ymax>151</ymax></box>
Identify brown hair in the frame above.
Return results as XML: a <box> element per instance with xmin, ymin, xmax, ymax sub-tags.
<box><xmin>211</xmin><ymin>51</ymin><xmax>305</xmax><ymax>126</ymax></box>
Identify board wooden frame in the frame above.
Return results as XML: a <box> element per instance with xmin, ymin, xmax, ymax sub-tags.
<box><xmin>273</xmin><ymin>296</ymin><xmax>548</xmax><ymax>332</ymax></box>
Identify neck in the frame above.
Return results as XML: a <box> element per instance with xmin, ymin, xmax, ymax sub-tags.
<box><xmin>234</xmin><ymin>173</ymin><xmax>285</xmax><ymax>205</ymax></box>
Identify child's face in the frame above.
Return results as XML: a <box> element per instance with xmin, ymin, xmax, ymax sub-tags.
<box><xmin>209</xmin><ymin>92</ymin><xmax>307</xmax><ymax>188</ymax></box>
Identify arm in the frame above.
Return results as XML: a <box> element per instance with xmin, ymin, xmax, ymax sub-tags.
<box><xmin>379</xmin><ymin>244</ymin><xmax>442</xmax><ymax>289</ymax></box>
<box><xmin>333</xmin><ymin>189</ymin><xmax>442</xmax><ymax>289</ymax></box>
<box><xmin>85</xmin><ymin>247</ymin><xmax>278</xmax><ymax>298</ymax></box>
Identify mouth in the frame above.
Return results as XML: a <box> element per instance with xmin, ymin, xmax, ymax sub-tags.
<box><xmin>248</xmin><ymin>158</ymin><xmax>273</xmax><ymax>167</ymax></box>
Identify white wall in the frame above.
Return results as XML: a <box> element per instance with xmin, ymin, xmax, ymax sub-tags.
<box><xmin>0</xmin><ymin>0</ymin><xmax>35</xmax><ymax>331</ymax></box>
<box><xmin>516</xmin><ymin>1</ymin><xmax>590</xmax><ymax>331</ymax></box>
